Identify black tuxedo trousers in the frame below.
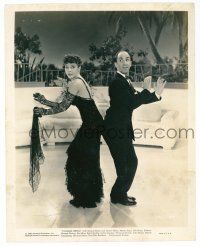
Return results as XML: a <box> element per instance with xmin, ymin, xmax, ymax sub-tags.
<box><xmin>103</xmin><ymin>73</ymin><xmax>160</xmax><ymax>199</ymax></box>
<box><xmin>103</xmin><ymin>132</ymin><xmax>138</xmax><ymax>199</ymax></box>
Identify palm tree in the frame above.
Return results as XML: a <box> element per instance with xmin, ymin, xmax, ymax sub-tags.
<box><xmin>108</xmin><ymin>11</ymin><xmax>175</xmax><ymax>64</ymax></box>
<box><xmin>169</xmin><ymin>11</ymin><xmax>188</xmax><ymax>62</ymax></box>
<box><xmin>153</xmin><ymin>12</ymin><xmax>170</xmax><ymax>47</ymax></box>
<box><xmin>15</xmin><ymin>27</ymin><xmax>43</xmax><ymax>81</ymax></box>
<box><xmin>15</xmin><ymin>27</ymin><xmax>42</xmax><ymax>63</ymax></box>
<box><xmin>135</xmin><ymin>12</ymin><xmax>165</xmax><ymax>64</ymax></box>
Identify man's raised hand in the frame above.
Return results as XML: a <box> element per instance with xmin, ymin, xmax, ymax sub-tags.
<box><xmin>155</xmin><ymin>77</ymin><xmax>167</xmax><ymax>96</ymax></box>
<box><xmin>143</xmin><ymin>76</ymin><xmax>152</xmax><ymax>91</ymax></box>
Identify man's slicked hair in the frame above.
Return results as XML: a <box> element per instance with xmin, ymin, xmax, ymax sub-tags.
<box><xmin>113</xmin><ymin>50</ymin><xmax>133</xmax><ymax>63</ymax></box>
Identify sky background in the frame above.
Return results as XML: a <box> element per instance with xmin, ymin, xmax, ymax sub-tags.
<box><xmin>15</xmin><ymin>11</ymin><xmax>180</xmax><ymax>68</ymax></box>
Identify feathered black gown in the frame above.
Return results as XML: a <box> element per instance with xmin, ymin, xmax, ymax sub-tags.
<box><xmin>65</xmin><ymin>94</ymin><xmax>104</xmax><ymax>207</ymax></box>
<box><xmin>30</xmin><ymin>78</ymin><xmax>104</xmax><ymax>208</ymax></box>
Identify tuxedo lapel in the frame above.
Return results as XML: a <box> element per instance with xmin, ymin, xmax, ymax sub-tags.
<box><xmin>128</xmin><ymin>81</ymin><xmax>137</xmax><ymax>94</ymax></box>
<box><xmin>116</xmin><ymin>73</ymin><xmax>130</xmax><ymax>88</ymax></box>
<box><xmin>116</xmin><ymin>73</ymin><xmax>136</xmax><ymax>94</ymax></box>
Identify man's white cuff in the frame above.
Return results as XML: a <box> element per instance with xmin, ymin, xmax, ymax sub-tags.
<box><xmin>155</xmin><ymin>92</ymin><xmax>161</xmax><ymax>99</ymax></box>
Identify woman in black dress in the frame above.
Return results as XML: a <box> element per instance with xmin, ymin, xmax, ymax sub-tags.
<box><xmin>31</xmin><ymin>55</ymin><xmax>104</xmax><ymax>208</ymax></box>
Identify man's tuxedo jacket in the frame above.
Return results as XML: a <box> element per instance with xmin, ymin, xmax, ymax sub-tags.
<box><xmin>104</xmin><ymin>73</ymin><xmax>160</xmax><ymax>140</ymax></box>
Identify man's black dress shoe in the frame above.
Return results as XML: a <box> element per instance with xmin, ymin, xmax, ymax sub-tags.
<box><xmin>111</xmin><ymin>197</ymin><xmax>137</xmax><ymax>206</ymax></box>
<box><xmin>127</xmin><ymin>196</ymin><xmax>136</xmax><ymax>201</ymax></box>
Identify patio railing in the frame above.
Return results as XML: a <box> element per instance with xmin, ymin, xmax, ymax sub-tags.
<box><xmin>14</xmin><ymin>63</ymin><xmax>188</xmax><ymax>86</ymax></box>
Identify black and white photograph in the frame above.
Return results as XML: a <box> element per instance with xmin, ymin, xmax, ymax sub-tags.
<box><xmin>5</xmin><ymin>2</ymin><xmax>196</xmax><ymax>242</ymax></box>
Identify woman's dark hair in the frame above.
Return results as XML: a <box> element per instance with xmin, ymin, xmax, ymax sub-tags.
<box><xmin>63</xmin><ymin>54</ymin><xmax>82</xmax><ymax>67</ymax></box>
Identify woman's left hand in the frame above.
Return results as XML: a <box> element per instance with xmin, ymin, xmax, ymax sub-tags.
<box><xmin>33</xmin><ymin>93</ymin><xmax>46</xmax><ymax>103</ymax></box>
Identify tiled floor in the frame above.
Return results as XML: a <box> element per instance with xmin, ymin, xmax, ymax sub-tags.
<box><xmin>14</xmin><ymin>140</ymin><xmax>193</xmax><ymax>228</ymax></box>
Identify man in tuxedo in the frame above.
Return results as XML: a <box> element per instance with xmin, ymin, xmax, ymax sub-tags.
<box><xmin>104</xmin><ymin>50</ymin><xmax>166</xmax><ymax>206</ymax></box>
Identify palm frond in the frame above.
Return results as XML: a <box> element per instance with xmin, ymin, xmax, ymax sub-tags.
<box><xmin>108</xmin><ymin>11</ymin><xmax>122</xmax><ymax>25</ymax></box>
<box><xmin>30</xmin><ymin>57</ymin><xmax>36</xmax><ymax>70</ymax></box>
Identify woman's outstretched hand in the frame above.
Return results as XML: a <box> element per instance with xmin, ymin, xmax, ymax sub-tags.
<box><xmin>33</xmin><ymin>93</ymin><xmax>46</xmax><ymax>103</ymax></box>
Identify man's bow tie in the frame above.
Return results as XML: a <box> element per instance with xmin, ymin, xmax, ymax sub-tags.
<box><xmin>125</xmin><ymin>75</ymin><xmax>131</xmax><ymax>80</ymax></box>
<box><xmin>125</xmin><ymin>76</ymin><xmax>138</xmax><ymax>94</ymax></box>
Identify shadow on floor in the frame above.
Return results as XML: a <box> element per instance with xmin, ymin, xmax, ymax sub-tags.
<box><xmin>109</xmin><ymin>203</ymin><xmax>137</xmax><ymax>227</ymax></box>
<box><xmin>56</xmin><ymin>202</ymin><xmax>103</xmax><ymax>228</ymax></box>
